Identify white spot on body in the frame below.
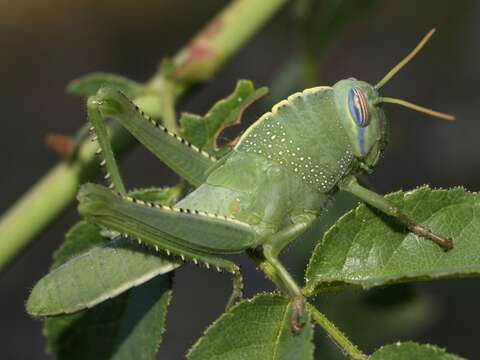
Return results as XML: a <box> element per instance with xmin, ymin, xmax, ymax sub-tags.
<box><xmin>235</xmin><ymin>91</ymin><xmax>354</xmax><ymax>192</ymax></box>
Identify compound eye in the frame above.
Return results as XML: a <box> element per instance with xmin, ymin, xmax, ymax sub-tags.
<box><xmin>348</xmin><ymin>87</ymin><xmax>370</xmax><ymax>127</ymax></box>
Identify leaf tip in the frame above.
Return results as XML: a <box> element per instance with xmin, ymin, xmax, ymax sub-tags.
<box><xmin>26</xmin><ymin>284</ymin><xmax>47</xmax><ymax>317</ymax></box>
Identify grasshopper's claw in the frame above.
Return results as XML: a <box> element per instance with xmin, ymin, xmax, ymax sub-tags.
<box><xmin>408</xmin><ymin>223</ymin><xmax>453</xmax><ymax>251</ymax></box>
<box><xmin>291</xmin><ymin>296</ymin><xmax>307</xmax><ymax>334</ymax></box>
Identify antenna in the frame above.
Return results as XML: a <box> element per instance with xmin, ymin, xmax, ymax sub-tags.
<box><xmin>375</xmin><ymin>29</ymin><xmax>436</xmax><ymax>89</ymax></box>
<box><xmin>376</xmin><ymin>97</ymin><xmax>455</xmax><ymax>121</ymax></box>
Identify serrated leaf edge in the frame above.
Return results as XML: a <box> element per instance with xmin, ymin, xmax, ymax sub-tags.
<box><xmin>186</xmin><ymin>292</ymin><xmax>298</xmax><ymax>359</ymax></box>
<box><xmin>372</xmin><ymin>341</ymin><xmax>467</xmax><ymax>359</ymax></box>
<box><xmin>304</xmin><ymin>186</ymin><xmax>479</xmax><ymax>296</ymax></box>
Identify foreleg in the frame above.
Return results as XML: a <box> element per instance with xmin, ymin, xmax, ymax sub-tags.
<box><xmin>339</xmin><ymin>176</ymin><xmax>453</xmax><ymax>250</ymax></box>
<box><xmin>87</xmin><ymin>87</ymin><xmax>216</xmax><ymax>192</ymax></box>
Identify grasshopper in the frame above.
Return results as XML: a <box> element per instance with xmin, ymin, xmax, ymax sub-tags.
<box><xmin>78</xmin><ymin>29</ymin><xmax>454</xmax><ymax>332</ymax></box>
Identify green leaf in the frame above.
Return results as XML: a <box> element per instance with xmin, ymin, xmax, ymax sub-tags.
<box><xmin>180</xmin><ymin>79</ymin><xmax>268</xmax><ymax>153</ymax></box>
<box><xmin>27</xmin><ymin>236</ymin><xmax>180</xmax><ymax>316</ymax></box>
<box><xmin>44</xmin><ymin>275</ymin><xmax>172</xmax><ymax>360</ymax></box>
<box><xmin>370</xmin><ymin>342</ymin><xmax>465</xmax><ymax>359</ymax></box>
<box><xmin>67</xmin><ymin>72</ymin><xmax>143</xmax><ymax>97</ymax></box>
<box><xmin>289</xmin><ymin>191</ymin><xmax>359</xmax><ymax>275</ymax></box>
<box><xmin>50</xmin><ymin>221</ymin><xmax>105</xmax><ymax>269</ymax></box>
<box><xmin>28</xmin><ymin>187</ymin><xmax>182</xmax><ymax>316</ymax></box>
<box><xmin>187</xmin><ymin>294</ymin><xmax>313</xmax><ymax>360</ymax></box>
<box><xmin>31</xmin><ymin>220</ymin><xmax>176</xmax><ymax>359</ymax></box>
<box><xmin>305</xmin><ymin>187</ymin><xmax>480</xmax><ymax>295</ymax></box>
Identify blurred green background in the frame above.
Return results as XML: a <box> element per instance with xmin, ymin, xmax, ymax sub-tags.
<box><xmin>1</xmin><ymin>0</ymin><xmax>479</xmax><ymax>359</ymax></box>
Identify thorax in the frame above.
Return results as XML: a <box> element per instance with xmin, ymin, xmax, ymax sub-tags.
<box><xmin>235</xmin><ymin>87</ymin><xmax>356</xmax><ymax>193</ymax></box>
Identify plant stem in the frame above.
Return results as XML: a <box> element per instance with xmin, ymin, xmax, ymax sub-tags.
<box><xmin>0</xmin><ymin>0</ymin><xmax>288</xmax><ymax>271</ymax></box>
<box><xmin>0</xmin><ymin>127</ymin><xmax>135</xmax><ymax>271</ymax></box>
<box><xmin>161</xmin><ymin>77</ymin><xmax>179</xmax><ymax>134</ymax></box>
<box><xmin>308</xmin><ymin>303</ymin><xmax>367</xmax><ymax>360</ymax></box>
<box><xmin>251</xmin><ymin>247</ymin><xmax>366</xmax><ymax>359</ymax></box>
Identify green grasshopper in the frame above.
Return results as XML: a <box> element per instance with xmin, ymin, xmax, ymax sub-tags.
<box><xmin>78</xmin><ymin>29</ymin><xmax>454</xmax><ymax>332</ymax></box>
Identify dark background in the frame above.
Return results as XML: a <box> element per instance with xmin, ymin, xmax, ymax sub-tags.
<box><xmin>1</xmin><ymin>1</ymin><xmax>479</xmax><ymax>359</ymax></box>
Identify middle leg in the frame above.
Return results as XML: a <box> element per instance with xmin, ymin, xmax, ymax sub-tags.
<box><xmin>260</xmin><ymin>213</ymin><xmax>317</xmax><ymax>332</ymax></box>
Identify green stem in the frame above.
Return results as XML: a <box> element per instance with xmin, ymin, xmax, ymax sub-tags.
<box><xmin>308</xmin><ymin>303</ymin><xmax>367</xmax><ymax>360</ymax></box>
<box><xmin>0</xmin><ymin>0</ymin><xmax>288</xmax><ymax>271</ymax></box>
<box><xmin>161</xmin><ymin>76</ymin><xmax>179</xmax><ymax>134</ymax></box>
<box><xmin>0</xmin><ymin>127</ymin><xmax>134</xmax><ymax>271</ymax></box>
<box><xmin>158</xmin><ymin>58</ymin><xmax>179</xmax><ymax>134</ymax></box>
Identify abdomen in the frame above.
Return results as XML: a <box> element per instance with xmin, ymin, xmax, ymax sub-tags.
<box><xmin>176</xmin><ymin>151</ymin><xmax>328</xmax><ymax>231</ymax></box>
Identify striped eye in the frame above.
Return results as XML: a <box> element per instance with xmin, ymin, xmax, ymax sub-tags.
<box><xmin>348</xmin><ymin>87</ymin><xmax>370</xmax><ymax>127</ymax></box>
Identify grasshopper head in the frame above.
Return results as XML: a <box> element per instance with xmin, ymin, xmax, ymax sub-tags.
<box><xmin>333</xmin><ymin>78</ymin><xmax>387</xmax><ymax>170</ymax></box>
<box><xmin>334</xmin><ymin>29</ymin><xmax>454</xmax><ymax>171</ymax></box>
